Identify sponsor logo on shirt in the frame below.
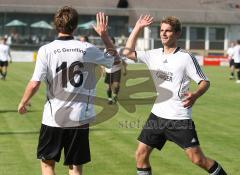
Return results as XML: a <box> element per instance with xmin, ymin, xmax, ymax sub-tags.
<box><xmin>156</xmin><ymin>70</ymin><xmax>173</xmax><ymax>82</ymax></box>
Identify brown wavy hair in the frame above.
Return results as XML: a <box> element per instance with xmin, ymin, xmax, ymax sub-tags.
<box><xmin>54</xmin><ymin>6</ymin><xmax>78</xmax><ymax>34</ymax></box>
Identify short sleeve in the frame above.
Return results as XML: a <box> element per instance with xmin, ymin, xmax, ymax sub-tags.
<box><xmin>227</xmin><ymin>48</ymin><xmax>233</xmax><ymax>57</ymax></box>
<box><xmin>186</xmin><ymin>55</ymin><xmax>209</xmax><ymax>84</ymax></box>
<box><xmin>136</xmin><ymin>51</ymin><xmax>149</xmax><ymax>64</ymax></box>
<box><xmin>83</xmin><ymin>44</ymin><xmax>114</xmax><ymax>68</ymax></box>
<box><xmin>31</xmin><ymin>46</ymin><xmax>48</xmax><ymax>81</ymax></box>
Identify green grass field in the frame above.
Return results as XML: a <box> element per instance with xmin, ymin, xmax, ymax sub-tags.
<box><xmin>0</xmin><ymin>63</ymin><xmax>239</xmax><ymax>175</ymax></box>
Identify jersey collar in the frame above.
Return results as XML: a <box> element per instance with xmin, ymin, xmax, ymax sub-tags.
<box><xmin>57</xmin><ymin>36</ymin><xmax>74</xmax><ymax>40</ymax></box>
<box><xmin>173</xmin><ymin>47</ymin><xmax>181</xmax><ymax>54</ymax></box>
<box><xmin>162</xmin><ymin>47</ymin><xmax>181</xmax><ymax>54</ymax></box>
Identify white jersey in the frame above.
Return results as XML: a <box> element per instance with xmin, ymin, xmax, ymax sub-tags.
<box><xmin>137</xmin><ymin>47</ymin><xmax>208</xmax><ymax>120</ymax></box>
<box><xmin>0</xmin><ymin>44</ymin><xmax>10</xmax><ymax>62</ymax></box>
<box><xmin>232</xmin><ymin>45</ymin><xmax>240</xmax><ymax>63</ymax></box>
<box><xmin>105</xmin><ymin>62</ymin><xmax>122</xmax><ymax>73</ymax></box>
<box><xmin>227</xmin><ymin>47</ymin><xmax>234</xmax><ymax>59</ymax></box>
<box><xmin>31</xmin><ymin>36</ymin><xmax>114</xmax><ymax>127</ymax></box>
<box><xmin>105</xmin><ymin>48</ymin><xmax>124</xmax><ymax>73</ymax></box>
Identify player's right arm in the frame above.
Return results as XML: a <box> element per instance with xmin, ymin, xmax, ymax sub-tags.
<box><xmin>93</xmin><ymin>12</ymin><xmax>120</xmax><ymax>65</ymax></box>
<box><xmin>18</xmin><ymin>46</ymin><xmax>46</xmax><ymax>114</ymax></box>
<box><xmin>18</xmin><ymin>81</ymin><xmax>41</xmax><ymax>114</ymax></box>
<box><xmin>123</xmin><ymin>15</ymin><xmax>154</xmax><ymax>61</ymax></box>
<box><xmin>93</xmin><ymin>12</ymin><xmax>116</xmax><ymax>54</ymax></box>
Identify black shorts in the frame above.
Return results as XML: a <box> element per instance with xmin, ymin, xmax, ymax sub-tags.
<box><xmin>37</xmin><ymin>124</ymin><xmax>90</xmax><ymax>165</ymax></box>
<box><xmin>229</xmin><ymin>59</ymin><xmax>234</xmax><ymax>67</ymax></box>
<box><xmin>0</xmin><ymin>61</ymin><xmax>8</xmax><ymax>67</ymax></box>
<box><xmin>104</xmin><ymin>70</ymin><xmax>121</xmax><ymax>84</ymax></box>
<box><xmin>234</xmin><ymin>63</ymin><xmax>240</xmax><ymax>69</ymax></box>
<box><xmin>138</xmin><ymin>113</ymin><xmax>200</xmax><ymax>150</ymax></box>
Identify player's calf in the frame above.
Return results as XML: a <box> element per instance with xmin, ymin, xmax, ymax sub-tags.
<box><xmin>106</xmin><ymin>88</ymin><xmax>113</xmax><ymax>104</ymax></box>
<box><xmin>1</xmin><ymin>72</ymin><xmax>6</xmax><ymax>80</ymax></box>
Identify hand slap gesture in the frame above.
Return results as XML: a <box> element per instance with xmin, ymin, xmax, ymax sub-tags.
<box><xmin>135</xmin><ymin>15</ymin><xmax>154</xmax><ymax>29</ymax></box>
<box><xmin>93</xmin><ymin>12</ymin><xmax>109</xmax><ymax>37</ymax></box>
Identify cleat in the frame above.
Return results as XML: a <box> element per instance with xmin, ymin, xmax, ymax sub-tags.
<box><xmin>108</xmin><ymin>100</ymin><xmax>113</xmax><ymax>105</ymax></box>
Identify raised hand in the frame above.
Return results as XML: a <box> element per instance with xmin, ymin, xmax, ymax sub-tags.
<box><xmin>135</xmin><ymin>15</ymin><xmax>154</xmax><ymax>29</ymax></box>
<box><xmin>93</xmin><ymin>12</ymin><xmax>109</xmax><ymax>37</ymax></box>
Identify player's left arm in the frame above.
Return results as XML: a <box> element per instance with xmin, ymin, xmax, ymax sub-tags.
<box><xmin>182</xmin><ymin>80</ymin><xmax>210</xmax><ymax>108</ymax></box>
<box><xmin>18</xmin><ymin>81</ymin><xmax>41</xmax><ymax>114</ymax></box>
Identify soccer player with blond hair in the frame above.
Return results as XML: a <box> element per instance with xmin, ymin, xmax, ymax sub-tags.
<box><xmin>124</xmin><ymin>15</ymin><xmax>227</xmax><ymax>175</ymax></box>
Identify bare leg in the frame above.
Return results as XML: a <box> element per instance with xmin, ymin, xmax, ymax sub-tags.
<box><xmin>185</xmin><ymin>146</ymin><xmax>227</xmax><ymax>174</ymax></box>
<box><xmin>112</xmin><ymin>82</ymin><xmax>120</xmax><ymax>103</ymax></box>
<box><xmin>230</xmin><ymin>65</ymin><xmax>235</xmax><ymax>78</ymax></box>
<box><xmin>185</xmin><ymin>146</ymin><xmax>214</xmax><ymax>171</ymax></box>
<box><xmin>69</xmin><ymin>165</ymin><xmax>83</xmax><ymax>175</ymax></box>
<box><xmin>236</xmin><ymin>68</ymin><xmax>240</xmax><ymax>83</ymax></box>
<box><xmin>136</xmin><ymin>142</ymin><xmax>153</xmax><ymax>175</ymax></box>
<box><xmin>41</xmin><ymin>160</ymin><xmax>56</xmax><ymax>175</ymax></box>
<box><xmin>1</xmin><ymin>66</ymin><xmax>7</xmax><ymax>80</ymax></box>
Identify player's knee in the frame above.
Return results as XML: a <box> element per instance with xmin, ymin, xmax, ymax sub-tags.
<box><xmin>69</xmin><ymin>165</ymin><xmax>82</xmax><ymax>175</ymax></box>
<box><xmin>42</xmin><ymin>160</ymin><xmax>55</xmax><ymax>166</ymax></box>
<box><xmin>135</xmin><ymin>148</ymin><xmax>148</xmax><ymax>161</ymax></box>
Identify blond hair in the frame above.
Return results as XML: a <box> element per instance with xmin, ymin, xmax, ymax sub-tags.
<box><xmin>161</xmin><ymin>16</ymin><xmax>181</xmax><ymax>33</ymax></box>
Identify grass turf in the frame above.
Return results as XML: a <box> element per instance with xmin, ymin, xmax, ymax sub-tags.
<box><xmin>0</xmin><ymin>63</ymin><xmax>239</xmax><ymax>174</ymax></box>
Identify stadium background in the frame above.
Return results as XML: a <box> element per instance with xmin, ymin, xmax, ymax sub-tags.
<box><xmin>1</xmin><ymin>0</ymin><xmax>240</xmax><ymax>56</ymax></box>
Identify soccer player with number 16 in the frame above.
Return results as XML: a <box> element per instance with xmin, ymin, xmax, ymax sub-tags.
<box><xmin>18</xmin><ymin>6</ymin><xmax>116</xmax><ymax>175</ymax></box>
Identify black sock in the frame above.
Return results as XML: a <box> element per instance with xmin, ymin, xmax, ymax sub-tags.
<box><xmin>2</xmin><ymin>72</ymin><xmax>6</xmax><ymax>78</ymax></box>
<box><xmin>208</xmin><ymin>161</ymin><xmax>227</xmax><ymax>175</ymax></box>
<box><xmin>107</xmin><ymin>89</ymin><xmax>112</xmax><ymax>99</ymax></box>
<box><xmin>237</xmin><ymin>71</ymin><xmax>240</xmax><ymax>80</ymax></box>
<box><xmin>137</xmin><ymin>167</ymin><xmax>152</xmax><ymax>175</ymax></box>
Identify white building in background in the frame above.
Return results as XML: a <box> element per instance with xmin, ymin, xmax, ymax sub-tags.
<box><xmin>0</xmin><ymin>0</ymin><xmax>240</xmax><ymax>56</ymax></box>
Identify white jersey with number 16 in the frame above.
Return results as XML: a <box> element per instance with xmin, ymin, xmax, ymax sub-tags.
<box><xmin>31</xmin><ymin>37</ymin><xmax>114</xmax><ymax>127</ymax></box>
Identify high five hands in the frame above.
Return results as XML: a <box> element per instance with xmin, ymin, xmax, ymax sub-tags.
<box><xmin>93</xmin><ymin>12</ymin><xmax>109</xmax><ymax>37</ymax></box>
<box><xmin>135</xmin><ymin>15</ymin><xmax>154</xmax><ymax>29</ymax></box>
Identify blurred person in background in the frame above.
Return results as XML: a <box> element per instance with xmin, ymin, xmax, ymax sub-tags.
<box><xmin>79</xmin><ymin>35</ymin><xmax>89</xmax><ymax>42</ymax></box>
<box><xmin>227</xmin><ymin>41</ymin><xmax>235</xmax><ymax>80</ymax></box>
<box><xmin>0</xmin><ymin>37</ymin><xmax>12</xmax><ymax>80</ymax></box>
<box><xmin>232</xmin><ymin>40</ymin><xmax>240</xmax><ymax>83</ymax></box>
<box><xmin>102</xmin><ymin>36</ymin><xmax>127</xmax><ymax>104</ymax></box>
